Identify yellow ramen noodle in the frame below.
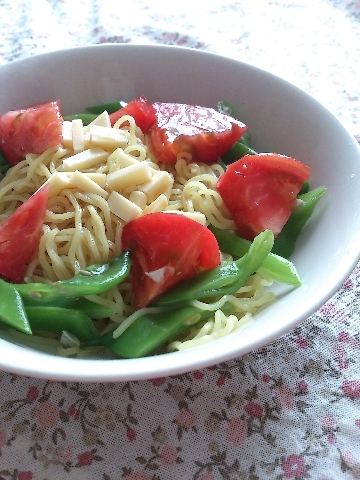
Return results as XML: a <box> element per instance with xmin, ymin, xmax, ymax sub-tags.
<box><xmin>0</xmin><ymin>111</ymin><xmax>275</xmax><ymax>355</ymax></box>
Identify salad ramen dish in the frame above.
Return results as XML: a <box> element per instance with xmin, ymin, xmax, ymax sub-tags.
<box><xmin>0</xmin><ymin>44</ymin><xmax>359</xmax><ymax>381</ymax></box>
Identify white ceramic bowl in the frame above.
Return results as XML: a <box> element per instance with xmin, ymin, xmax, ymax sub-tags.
<box><xmin>1</xmin><ymin>44</ymin><xmax>360</xmax><ymax>382</ymax></box>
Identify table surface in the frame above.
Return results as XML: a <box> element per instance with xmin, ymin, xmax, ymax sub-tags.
<box><xmin>0</xmin><ymin>1</ymin><xmax>360</xmax><ymax>479</ymax></box>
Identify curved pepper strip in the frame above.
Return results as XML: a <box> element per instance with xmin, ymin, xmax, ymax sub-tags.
<box><xmin>221</xmin><ymin>140</ymin><xmax>257</xmax><ymax>165</ymax></box>
<box><xmin>23</xmin><ymin>296</ymin><xmax>117</xmax><ymax>319</ymax></box>
<box><xmin>272</xmin><ymin>186</ymin><xmax>327</xmax><ymax>258</ymax></box>
<box><xmin>26</xmin><ymin>306</ymin><xmax>99</xmax><ymax>341</ymax></box>
<box><xmin>15</xmin><ymin>250</ymin><xmax>131</xmax><ymax>303</ymax></box>
<box><xmin>0</xmin><ymin>148</ymin><xmax>10</xmax><ymax>174</ymax></box>
<box><xmin>0</xmin><ymin>252</ymin><xmax>131</xmax><ymax>340</ymax></box>
<box><xmin>209</xmin><ymin>226</ymin><xmax>301</xmax><ymax>286</ymax></box>
<box><xmin>0</xmin><ymin>278</ymin><xmax>31</xmax><ymax>334</ymax></box>
<box><xmin>83</xmin><ymin>302</ymin><xmax>236</xmax><ymax>359</ymax></box>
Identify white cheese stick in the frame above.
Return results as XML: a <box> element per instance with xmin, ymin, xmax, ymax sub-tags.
<box><xmin>129</xmin><ymin>190</ymin><xmax>148</xmax><ymax>209</ymax></box>
<box><xmin>62</xmin><ymin>148</ymin><xmax>108</xmax><ymax>171</ymax></box>
<box><xmin>89</xmin><ymin>125</ymin><xmax>128</xmax><ymax>150</ymax></box>
<box><xmin>63</xmin><ymin>172</ymin><xmax>107</xmax><ymax>188</ymax></box>
<box><xmin>83</xmin><ymin>130</ymin><xmax>91</xmax><ymax>150</ymax></box>
<box><xmin>62</xmin><ymin>121</ymin><xmax>73</xmax><ymax>148</ymax></box>
<box><xmin>45</xmin><ymin>171</ymin><xmax>71</xmax><ymax>197</ymax></box>
<box><xmin>108</xmin><ymin>191</ymin><xmax>143</xmax><ymax>223</ymax></box>
<box><xmin>69</xmin><ymin>170</ymin><xmax>109</xmax><ymax>198</ymax></box>
<box><xmin>162</xmin><ymin>210</ymin><xmax>207</xmax><ymax>225</ymax></box>
<box><xmin>83</xmin><ymin>172</ymin><xmax>106</xmax><ymax>188</ymax></box>
<box><xmin>83</xmin><ymin>111</ymin><xmax>111</xmax><ymax>132</ymax></box>
<box><xmin>142</xmin><ymin>194</ymin><xmax>168</xmax><ymax>215</ymax></box>
<box><xmin>72</xmin><ymin>118</ymin><xmax>84</xmax><ymax>153</ymax></box>
<box><xmin>107</xmin><ymin>162</ymin><xmax>152</xmax><ymax>192</ymax></box>
<box><xmin>138</xmin><ymin>170</ymin><xmax>174</xmax><ymax>203</ymax></box>
<box><xmin>115</xmin><ymin>149</ymin><xmax>141</xmax><ymax>168</ymax></box>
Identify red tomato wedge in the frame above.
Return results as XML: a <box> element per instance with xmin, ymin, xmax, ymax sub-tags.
<box><xmin>216</xmin><ymin>153</ymin><xmax>311</xmax><ymax>240</ymax></box>
<box><xmin>0</xmin><ymin>101</ymin><xmax>63</xmax><ymax>166</ymax></box>
<box><xmin>109</xmin><ymin>95</ymin><xmax>157</xmax><ymax>133</ymax></box>
<box><xmin>0</xmin><ymin>184</ymin><xmax>49</xmax><ymax>283</ymax></box>
<box><xmin>122</xmin><ymin>212</ymin><xmax>221</xmax><ymax>309</ymax></box>
<box><xmin>146</xmin><ymin>102</ymin><xmax>248</xmax><ymax>165</ymax></box>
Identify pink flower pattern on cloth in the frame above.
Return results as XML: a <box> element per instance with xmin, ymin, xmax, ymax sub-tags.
<box><xmin>0</xmin><ymin>0</ymin><xmax>360</xmax><ymax>478</ymax></box>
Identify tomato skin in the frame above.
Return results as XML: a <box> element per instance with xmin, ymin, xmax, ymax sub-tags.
<box><xmin>122</xmin><ymin>212</ymin><xmax>221</xmax><ymax>309</ymax></box>
<box><xmin>0</xmin><ymin>184</ymin><xmax>49</xmax><ymax>283</ymax></box>
<box><xmin>216</xmin><ymin>153</ymin><xmax>311</xmax><ymax>240</ymax></box>
<box><xmin>109</xmin><ymin>95</ymin><xmax>157</xmax><ymax>133</ymax></box>
<box><xmin>147</xmin><ymin>103</ymin><xmax>248</xmax><ymax>165</ymax></box>
<box><xmin>0</xmin><ymin>101</ymin><xmax>63</xmax><ymax>166</ymax></box>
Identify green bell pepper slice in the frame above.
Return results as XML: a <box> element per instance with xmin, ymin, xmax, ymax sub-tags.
<box><xmin>84</xmin><ymin>302</ymin><xmax>236</xmax><ymax>358</ymax></box>
<box><xmin>209</xmin><ymin>226</ymin><xmax>301</xmax><ymax>286</ymax></box>
<box><xmin>272</xmin><ymin>186</ymin><xmax>327</xmax><ymax>258</ymax></box>
<box><xmin>26</xmin><ymin>306</ymin><xmax>99</xmax><ymax>341</ymax></box>
<box><xmin>0</xmin><ymin>278</ymin><xmax>31</xmax><ymax>334</ymax></box>
<box><xmin>15</xmin><ymin>250</ymin><xmax>131</xmax><ymax>303</ymax></box>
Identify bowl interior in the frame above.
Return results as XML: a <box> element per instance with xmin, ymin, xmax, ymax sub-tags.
<box><xmin>1</xmin><ymin>44</ymin><xmax>360</xmax><ymax>382</ymax></box>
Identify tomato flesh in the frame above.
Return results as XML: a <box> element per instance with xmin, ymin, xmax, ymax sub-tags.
<box><xmin>109</xmin><ymin>95</ymin><xmax>157</xmax><ymax>133</ymax></box>
<box><xmin>147</xmin><ymin>103</ymin><xmax>248</xmax><ymax>165</ymax></box>
<box><xmin>0</xmin><ymin>101</ymin><xmax>63</xmax><ymax>166</ymax></box>
<box><xmin>122</xmin><ymin>212</ymin><xmax>221</xmax><ymax>309</ymax></box>
<box><xmin>0</xmin><ymin>184</ymin><xmax>49</xmax><ymax>283</ymax></box>
<box><xmin>216</xmin><ymin>153</ymin><xmax>311</xmax><ymax>240</ymax></box>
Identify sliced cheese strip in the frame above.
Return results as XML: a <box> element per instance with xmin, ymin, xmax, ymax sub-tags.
<box><xmin>83</xmin><ymin>131</ymin><xmax>91</xmax><ymax>150</ymax></box>
<box><xmin>162</xmin><ymin>210</ymin><xmax>207</xmax><ymax>225</ymax></box>
<box><xmin>108</xmin><ymin>191</ymin><xmax>143</xmax><ymax>223</ymax></box>
<box><xmin>89</xmin><ymin>125</ymin><xmax>128</xmax><ymax>150</ymax></box>
<box><xmin>83</xmin><ymin>111</ymin><xmax>111</xmax><ymax>132</ymax></box>
<box><xmin>129</xmin><ymin>190</ymin><xmax>148</xmax><ymax>209</ymax></box>
<box><xmin>62</xmin><ymin>148</ymin><xmax>108</xmax><ymax>171</ymax></box>
<box><xmin>142</xmin><ymin>194</ymin><xmax>168</xmax><ymax>215</ymax></box>
<box><xmin>63</xmin><ymin>172</ymin><xmax>107</xmax><ymax>188</ymax></box>
<box><xmin>45</xmin><ymin>171</ymin><xmax>71</xmax><ymax>197</ymax></box>
<box><xmin>72</xmin><ymin>118</ymin><xmax>84</xmax><ymax>153</ymax></box>
<box><xmin>107</xmin><ymin>162</ymin><xmax>152</xmax><ymax>192</ymax></box>
<box><xmin>62</xmin><ymin>121</ymin><xmax>73</xmax><ymax>148</ymax></box>
<box><xmin>138</xmin><ymin>170</ymin><xmax>174</xmax><ymax>203</ymax></box>
<box><xmin>69</xmin><ymin>170</ymin><xmax>109</xmax><ymax>198</ymax></box>
<box><xmin>116</xmin><ymin>149</ymin><xmax>141</xmax><ymax>168</ymax></box>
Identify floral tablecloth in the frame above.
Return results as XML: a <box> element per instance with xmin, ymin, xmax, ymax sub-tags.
<box><xmin>0</xmin><ymin>1</ymin><xmax>360</xmax><ymax>479</ymax></box>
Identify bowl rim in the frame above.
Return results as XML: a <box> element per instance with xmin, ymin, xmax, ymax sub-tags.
<box><xmin>0</xmin><ymin>43</ymin><xmax>360</xmax><ymax>382</ymax></box>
